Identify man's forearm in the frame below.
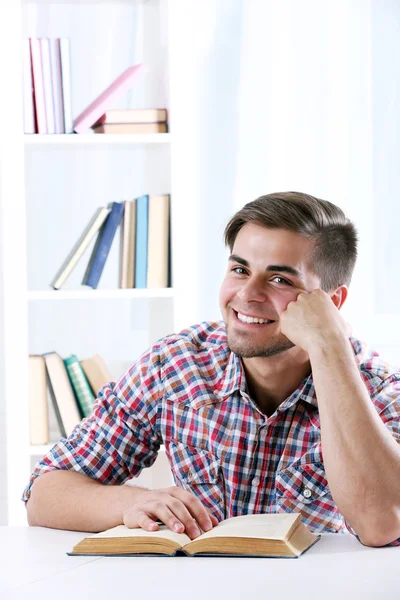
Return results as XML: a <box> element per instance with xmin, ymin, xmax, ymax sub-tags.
<box><xmin>27</xmin><ymin>470</ymin><xmax>148</xmax><ymax>532</ymax></box>
<box><xmin>310</xmin><ymin>335</ymin><xmax>400</xmax><ymax>546</ymax></box>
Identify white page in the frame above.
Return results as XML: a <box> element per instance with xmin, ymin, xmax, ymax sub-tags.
<box><xmin>89</xmin><ymin>524</ymin><xmax>191</xmax><ymax>547</ymax></box>
<box><xmin>194</xmin><ymin>513</ymin><xmax>300</xmax><ymax>542</ymax></box>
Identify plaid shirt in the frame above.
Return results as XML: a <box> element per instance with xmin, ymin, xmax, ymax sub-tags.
<box><xmin>23</xmin><ymin>321</ymin><xmax>400</xmax><ymax>545</ymax></box>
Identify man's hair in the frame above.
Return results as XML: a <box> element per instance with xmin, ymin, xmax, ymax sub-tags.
<box><xmin>224</xmin><ymin>191</ymin><xmax>358</xmax><ymax>291</ymax></box>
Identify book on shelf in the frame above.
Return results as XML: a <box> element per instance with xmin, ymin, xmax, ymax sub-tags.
<box><xmin>28</xmin><ymin>356</ymin><xmax>49</xmax><ymax>445</ymax></box>
<box><xmin>40</xmin><ymin>38</ymin><xmax>56</xmax><ymax>135</ymax></box>
<box><xmin>29</xmin><ymin>38</ymin><xmax>47</xmax><ymax>134</ymax></box>
<box><xmin>43</xmin><ymin>352</ymin><xmax>82</xmax><ymax>438</ymax></box>
<box><xmin>147</xmin><ymin>195</ymin><xmax>170</xmax><ymax>288</ymax></box>
<box><xmin>49</xmin><ymin>38</ymin><xmax>65</xmax><ymax>134</ymax></box>
<box><xmin>64</xmin><ymin>355</ymin><xmax>95</xmax><ymax>418</ymax></box>
<box><xmin>22</xmin><ymin>39</ymin><xmax>36</xmax><ymax>134</ymax></box>
<box><xmin>92</xmin><ymin>123</ymin><xmax>168</xmax><ymax>135</ymax></box>
<box><xmin>82</xmin><ymin>202</ymin><xmax>125</xmax><ymax>289</ymax></box>
<box><xmin>93</xmin><ymin>108</ymin><xmax>168</xmax><ymax>126</ymax></box>
<box><xmin>51</xmin><ymin>206</ymin><xmax>111</xmax><ymax>290</ymax></box>
<box><xmin>73</xmin><ymin>64</ymin><xmax>146</xmax><ymax>134</ymax></box>
<box><xmin>120</xmin><ymin>199</ymin><xmax>136</xmax><ymax>288</ymax></box>
<box><xmin>80</xmin><ymin>354</ymin><xmax>113</xmax><ymax>396</ymax></box>
<box><xmin>134</xmin><ymin>195</ymin><xmax>149</xmax><ymax>289</ymax></box>
<box><xmin>68</xmin><ymin>513</ymin><xmax>320</xmax><ymax>558</ymax></box>
<box><xmin>59</xmin><ymin>38</ymin><xmax>73</xmax><ymax>133</ymax></box>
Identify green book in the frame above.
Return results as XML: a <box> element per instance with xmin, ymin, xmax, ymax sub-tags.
<box><xmin>64</xmin><ymin>355</ymin><xmax>95</xmax><ymax>418</ymax></box>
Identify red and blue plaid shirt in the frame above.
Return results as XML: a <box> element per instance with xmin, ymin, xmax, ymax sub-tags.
<box><xmin>23</xmin><ymin>321</ymin><xmax>400</xmax><ymax>545</ymax></box>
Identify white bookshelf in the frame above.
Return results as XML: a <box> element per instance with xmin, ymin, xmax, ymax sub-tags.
<box><xmin>0</xmin><ymin>0</ymin><xmax>200</xmax><ymax>525</ymax></box>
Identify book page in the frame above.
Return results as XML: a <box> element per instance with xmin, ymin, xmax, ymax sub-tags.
<box><xmin>90</xmin><ymin>524</ymin><xmax>191</xmax><ymax>547</ymax></box>
<box><xmin>195</xmin><ymin>513</ymin><xmax>300</xmax><ymax>542</ymax></box>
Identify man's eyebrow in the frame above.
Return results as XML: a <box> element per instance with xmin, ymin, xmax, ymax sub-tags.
<box><xmin>229</xmin><ymin>255</ymin><xmax>303</xmax><ymax>279</ymax></box>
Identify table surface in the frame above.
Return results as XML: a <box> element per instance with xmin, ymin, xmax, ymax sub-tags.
<box><xmin>0</xmin><ymin>526</ymin><xmax>398</xmax><ymax>600</ymax></box>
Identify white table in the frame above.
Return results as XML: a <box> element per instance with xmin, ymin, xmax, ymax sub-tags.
<box><xmin>0</xmin><ymin>526</ymin><xmax>398</xmax><ymax>600</ymax></box>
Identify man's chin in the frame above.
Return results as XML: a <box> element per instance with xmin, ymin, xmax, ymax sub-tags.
<box><xmin>227</xmin><ymin>335</ymin><xmax>295</xmax><ymax>359</ymax></box>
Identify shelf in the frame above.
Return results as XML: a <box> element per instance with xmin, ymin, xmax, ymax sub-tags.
<box><xmin>24</xmin><ymin>133</ymin><xmax>171</xmax><ymax>147</ymax></box>
<box><xmin>27</xmin><ymin>288</ymin><xmax>174</xmax><ymax>301</ymax></box>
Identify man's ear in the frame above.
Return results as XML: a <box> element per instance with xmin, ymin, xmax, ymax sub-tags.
<box><xmin>330</xmin><ymin>285</ymin><xmax>348</xmax><ymax>310</ymax></box>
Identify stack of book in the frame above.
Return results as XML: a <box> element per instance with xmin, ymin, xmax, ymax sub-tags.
<box><xmin>29</xmin><ymin>352</ymin><xmax>112</xmax><ymax>444</ymax></box>
<box><xmin>23</xmin><ymin>38</ymin><xmax>73</xmax><ymax>134</ymax></box>
<box><xmin>51</xmin><ymin>194</ymin><xmax>171</xmax><ymax>290</ymax></box>
<box><xmin>91</xmin><ymin>108</ymin><xmax>168</xmax><ymax>134</ymax></box>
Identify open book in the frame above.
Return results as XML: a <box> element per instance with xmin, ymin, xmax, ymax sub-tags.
<box><xmin>69</xmin><ymin>513</ymin><xmax>320</xmax><ymax>558</ymax></box>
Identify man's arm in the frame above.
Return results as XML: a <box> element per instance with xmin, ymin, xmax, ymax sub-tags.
<box><xmin>26</xmin><ymin>470</ymin><xmax>216</xmax><ymax>538</ymax></box>
<box><xmin>281</xmin><ymin>289</ymin><xmax>400</xmax><ymax>546</ymax></box>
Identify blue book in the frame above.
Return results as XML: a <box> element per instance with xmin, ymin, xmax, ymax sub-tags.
<box><xmin>82</xmin><ymin>201</ymin><xmax>125</xmax><ymax>289</ymax></box>
<box><xmin>134</xmin><ymin>195</ymin><xmax>149</xmax><ymax>288</ymax></box>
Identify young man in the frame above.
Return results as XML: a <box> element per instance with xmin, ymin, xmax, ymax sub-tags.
<box><xmin>23</xmin><ymin>192</ymin><xmax>400</xmax><ymax>547</ymax></box>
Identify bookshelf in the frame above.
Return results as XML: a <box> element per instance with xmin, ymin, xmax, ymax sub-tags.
<box><xmin>0</xmin><ymin>0</ymin><xmax>201</xmax><ymax>525</ymax></box>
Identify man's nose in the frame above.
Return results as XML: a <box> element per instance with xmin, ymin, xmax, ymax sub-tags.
<box><xmin>237</xmin><ymin>279</ymin><xmax>266</xmax><ymax>303</ymax></box>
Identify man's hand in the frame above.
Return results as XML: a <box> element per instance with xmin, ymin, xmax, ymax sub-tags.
<box><xmin>122</xmin><ymin>486</ymin><xmax>219</xmax><ymax>539</ymax></box>
<box><xmin>279</xmin><ymin>289</ymin><xmax>350</xmax><ymax>354</ymax></box>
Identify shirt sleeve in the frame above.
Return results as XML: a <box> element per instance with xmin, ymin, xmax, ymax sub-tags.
<box><xmin>345</xmin><ymin>374</ymin><xmax>400</xmax><ymax>546</ymax></box>
<box><xmin>22</xmin><ymin>344</ymin><xmax>164</xmax><ymax>503</ymax></box>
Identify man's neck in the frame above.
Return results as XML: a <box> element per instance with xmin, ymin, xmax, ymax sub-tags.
<box><xmin>242</xmin><ymin>349</ymin><xmax>311</xmax><ymax>417</ymax></box>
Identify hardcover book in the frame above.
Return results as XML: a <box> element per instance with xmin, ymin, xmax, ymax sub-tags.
<box><xmin>64</xmin><ymin>355</ymin><xmax>95</xmax><ymax>418</ymax></box>
<box><xmin>28</xmin><ymin>355</ymin><xmax>49</xmax><ymax>445</ymax></box>
<box><xmin>82</xmin><ymin>202</ymin><xmax>125</xmax><ymax>289</ymax></box>
<box><xmin>59</xmin><ymin>38</ymin><xmax>73</xmax><ymax>133</ymax></box>
<box><xmin>30</xmin><ymin>38</ymin><xmax>47</xmax><ymax>134</ymax></box>
<box><xmin>51</xmin><ymin>206</ymin><xmax>111</xmax><ymax>290</ymax></box>
<box><xmin>134</xmin><ymin>195</ymin><xmax>149</xmax><ymax>289</ymax></box>
<box><xmin>120</xmin><ymin>199</ymin><xmax>136</xmax><ymax>289</ymax></box>
<box><xmin>80</xmin><ymin>354</ymin><xmax>113</xmax><ymax>396</ymax></box>
<box><xmin>40</xmin><ymin>38</ymin><xmax>56</xmax><ymax>134</ymax></box>
<box><xmin>49</xmin><ymin>38</ymin><xmax>65</xmax><ymax>134</ymax></box>
<box><xmin>68</xmin><ymin>513</ymin><xmax>320</xmax><ymax>558</ymax></box>
<box><xmin>147</xmin><ymin>195</ymin><xmax>170</xmax><ymax>288</ymax></box>
<box><xmin>43</xmin><ymin>352</ymin><xmax>81</xmax><ymax>438</ymax></box>
<box><xmin>92</xmin><ymin>123</ymin><xmax>167</xmax><ymax>134</ymax></box>
<box><xmin>93</xmin><ymin>108</ymin><xmax>168</xmax><ymax>125</ymax></box>
<box><xmin>22</xmin><ymin>39</ymin><xmax>36</xmax><ymax>134</ymax></box>
<box><xmin>73</xmin><ymin>64</ymin><xmax>146</xmax><ymax>134</ymax></box>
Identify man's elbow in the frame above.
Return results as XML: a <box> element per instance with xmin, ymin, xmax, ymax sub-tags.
<box><xmin>356</xmin><ymin>512</ymin><xmax>400</xmax><ymax>547</ymax></box>
<box><xmin>26</xmin><ymin>498</ymin><xmax>38</xmax><ymax>527</ymax></box>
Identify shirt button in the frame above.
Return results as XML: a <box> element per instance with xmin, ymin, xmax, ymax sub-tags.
<box><xmin>252</xmin><ymin>477</ymin><xmax>260</xmax><ymax>486</ymax></box>
<box><xmin>303</xmin><ymin>487</ymin><xmax>312</xmax><ymax>499</ymax></box>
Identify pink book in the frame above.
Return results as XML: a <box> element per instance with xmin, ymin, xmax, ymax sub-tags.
<box><xmin>73</xmin><ymin>64</ymin><xmax>146</xmax><ymax>134</ymax></box>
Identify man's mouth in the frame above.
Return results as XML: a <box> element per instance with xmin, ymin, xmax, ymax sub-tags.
<box><xmin>233</xmin><ymin>310</ymin><xmax>275</xmax><ymax>325</ymax></box>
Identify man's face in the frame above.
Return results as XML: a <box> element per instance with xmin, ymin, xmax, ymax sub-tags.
<box><xmin>219</xmin><ymin>223</ymin><xmax>322</xmax><ymax>358</ymax></box>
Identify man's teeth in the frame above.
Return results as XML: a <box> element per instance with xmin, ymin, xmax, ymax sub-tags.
<box><xmin>237</xmin><ymin>312</ymin><xmax>273</xmax><ymax>324</ymax></box>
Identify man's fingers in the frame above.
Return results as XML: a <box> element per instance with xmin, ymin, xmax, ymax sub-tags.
<box><xmin>168</xmin><ymin>487</ymin><xmax>216</xmax><ymax>532</ymax></box>
<box><xmin>126</xmin><ymin>509</ymin><xmax>159</xmax><ymax>532</ymax></box>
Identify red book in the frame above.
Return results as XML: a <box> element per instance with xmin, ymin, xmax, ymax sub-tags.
<box><xmin>73</xmin><ymin>64</ymin><xmax>146</xmax><ymax>134</ymax></box>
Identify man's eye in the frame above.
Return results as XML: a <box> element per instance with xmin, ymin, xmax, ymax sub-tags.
<box><xmin>232</xmin><ymin>267</ymin><xmax>247</xmax><ymax>275</ymax></box>
<box><xmin>272</xmin><ymin>276</ymin><xmax>291</xmax><ymax>285</ymax></box>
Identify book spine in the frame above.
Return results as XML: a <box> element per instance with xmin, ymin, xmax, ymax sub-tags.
<box><xmin>49</xmin><ymin>38</ymin><xmax>65</xmax><ymax>134</ymax></box>
<box><xmin>44</xmin><ymin>365</ymin><xmax>66</xmax><ymax>438</ymax></box>
<box><xmin>51</xmin><ymin>206</ymin><xmax>111</xmax><ymax>290</ymax></box>
<box><xmin>22</xmin><ymin>39</ymin><xmax>36</xmax><ymax>134</ymax></box>
<box><xmin>30</xmin><ymin>38</ymin><xmax>47</xmax><ymax>134</ymax></box>
<box><xmin>64</xmin><ymin>355</ymin><xmax>95</xmax><ymax>418</ymax></box>
<box><xmin>40</xmin><ymin>38</ymin><xmax>56</xmax><ymax>134</ymax></box>
<box><xmin>120</xmin><ymin>200</ymin><xmax>132</xmax><ymax>289</ymax></box>
<box><xmin>82</xmin><ymin>202</ymin><xmax>125</xmax><ymax>289</ymax></box>
<box><xmin>28</xmin><ymin>356</ymin><xmax>49</xmax><ymax>445</ymax></box>
<box><xmin>147</xmin><ymin>195</ymin><xmax>170</xmax><ymax>288</ymax></box>
<box><xmin>59</xmin><ymin>38</ymin><xmax>73</xmax><ymax>133</ymax></box>
<box><xmin>134</xmin><ymin>195</ymin><xmax>149</xmax><ymax>289</ymax></box>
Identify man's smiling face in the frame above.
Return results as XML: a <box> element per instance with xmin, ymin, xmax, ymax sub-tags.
<box><xmin>219</xmin><ymin>222</ymin><xmax>322</xmax><ymax>358</ymax></box>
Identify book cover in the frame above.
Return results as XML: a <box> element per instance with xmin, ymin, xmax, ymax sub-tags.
<box><xmin>120</xmin><ymin>199</ymin><xmax>136</xmax><ymax>288</ymax></box>
<box><xmin>73</xmin><ymin>64</ymin><xmax>146</xmax><ymax>134</ymax></box>
<box><xmin>134</xmin><ymin>195</ymin><xmax>149</xmax><ymax>289</ymax></box>
<box><xmin>22</xmin><ymin>39</ymin><xmax>36</xmax><ymax>134</ymax></box>
<box><xmin>49</xmin><ymin>38</ymin><xmax>65</xmax><ymax>134</ymax></box>
<box><xmin>147</xmin><ymin>195</ymin><xmax>170</xmax><ymax>288</ymax></box>
<box><xmin>94</xmin><ymin>108</ymin><xmax>168</xmax><ymax>125</ymax></box>
<box><xmin>60</xmin><ymin>38</ymin><xmax>73</xmax><ymax>133</ymax></box>
<box><xmin>64</xmin><ymin>355</ymin><xmax>95</xmax><ymax>418</ymax></box>
<box><xmin>82</xmin><ymin>202</ymin><xmax>125</xmax><ymax>289</ymax></box>
<box><xmin>43</xmin><ymin>352</ymin><xmax>81</xmax><ymax>438</ymax></box>
<box><xmin>68</xmin><ymin>513</ymin><xmax>320</xmax><ymax>558</ymax></box>
<box><xmin>92</xmin><ymin>123</ymin><xmax>167</xmax><ymax>135</ymax></box>
<box><xmin>80</xmin><ymin>354</ymin><xmax>112</xmax><ymax>396</ymax></box>
<box><xmin>30</xmin><ymin>38</ymin><xmax>47</xmax><ymax>134</ymax></box>
<box><xmin>51</xmin><ymin>206</ymin><xmax>111</xmax><ymax>290</ymax></box>
<box><xmin>28</xmin><ymin>355</ymin><xmax>49</xmax><ymax>445</ymax></box>
<box><xmin>40</xmin><ymin>38</ymin><xmax>56</xmax><ymax>134</ymax></box>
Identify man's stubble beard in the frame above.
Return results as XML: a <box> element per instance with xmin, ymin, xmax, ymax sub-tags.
<box><xmin>226</xmin><ymin>326</ymin><xmax>295</xmax><ymax>358</ymax></box>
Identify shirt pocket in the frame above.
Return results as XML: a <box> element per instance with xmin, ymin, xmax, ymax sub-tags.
<box><xmin>275</xmin><ymin>462</ymin><xmax>344</xmax><ymax>533</ymax></box>
<box><xmin>167</xmin><ymin>441</ymin><xmax>225</xmax><ymax>520</ymax></box>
